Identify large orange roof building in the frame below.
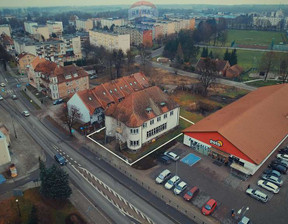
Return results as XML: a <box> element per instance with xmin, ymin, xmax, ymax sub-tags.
<box><xmin>183</xmin><ymin>84</ymin><xmax>288</xmax><ymax>176</ymax></box>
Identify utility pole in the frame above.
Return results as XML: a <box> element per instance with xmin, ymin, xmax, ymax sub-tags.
<box><xmin>15</xmin><ymin>199</ymin><xmax>21</xmax><ymax>217</ymax></box>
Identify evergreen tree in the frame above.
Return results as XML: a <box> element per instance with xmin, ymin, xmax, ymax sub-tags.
<box><xmin>223</xmin><ymin>48</ymin><xmax>230</xmax><ymax>61</ymax></box>
<box><xmin>230</xmin><ymin>49</ymin><xmax>238</xmax><ymax>66</ymax></box>
<box><xmin>209</xmin><ymin>51</ymin><xmax>214</xmax><ymax>59</ymax></box>
<box><xmin>28</xmin><ymin>205</ymin><xmax>38</xmax><ymax>224</ymax></box>
<box><xmin>175</xmin><ymin>43</ymin><xmax>184</xmax><ymax>65</ymax></box>
<box><xmin>39</xmin><ymin>159</ymin><xmax>72</xmax><ymax>200</ymax></box>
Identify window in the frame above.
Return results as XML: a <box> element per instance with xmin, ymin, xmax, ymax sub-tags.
<box><xmin>150</xmin><ymin>119</ymin><xmax>154</xmax><ymax>125</ymax></box>
<box><xmin>164</xmin><ymin>114</ymin><xmax>167</xmax><ymax>119</ymax></box>
<box><xmin>146</xmin><ymin>123</ymin><xmax>167</xmax><ymax>139</ymax></box>
<box><xmin>130</xmin><ymin>128</ymin><xmax>139</xmax><ymax>134</ymax></box>
<box><xmin>157</xmin><ymin>116</ymin><xmax>161</xmax><ymax>122</ymax></box>
<box><xmin>130</xmin><ymin>140</ymin><xmax>139</xmax><ymax>147</ymax></box>
<box><xmin>143</xmin><ymin>122</ymin><xmax>147</xmax><ymax>128</ymax></box>
<box><xmin>170</xmin><ymin>110</ymin><xmax>174</xmax><ymax>116</ymax></box>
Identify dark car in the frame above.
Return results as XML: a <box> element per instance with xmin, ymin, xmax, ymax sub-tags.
<box><xmin>271</xmin><ymin>159</ymin><xmax>288</xmax><ymax>168</ymax></box>
<box><xmin>158</xmin><ymin>155</ymin><xmax>171</xmax><ymax>165</ymax></box>
<box><xmin>268</xmin><ymin>163</ymin><xmax>287</xmax><ymax>174</ymax></box>
<box><xmin>183</xmin><ymin>186</ymin><xmax>199</xmax><ymax>201</ymax></box>
<box><xmin>54</xmin><ymin>153</ymin><xmax>67</xmax><ymax>166</ymax></box>
<box><xmin>53</xmin><ymin>98</ymin><xmax>64</xmax><ymax>105</ymax></box>
<box><xmin>89</xmin><ymin>74</ymin><xmax>98</xmax><ymax>80</ymax></box>
<box><xmin>263</xmin><ymin>169</ymin><xmax>281</xmax><ymax>178</ymax></box>
<box><xmin>279</xmin><ymin>148</ymin><xmax>288</xmax><ymax>155</ymax></box>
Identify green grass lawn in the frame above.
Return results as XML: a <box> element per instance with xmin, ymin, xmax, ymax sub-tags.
<box><xmin>246</xmin><ymin>80</ymin><xmax>283</xmax><ymax>87</ymax></box>
<box><xmin>224</xmin><ymin>30</ymin><xmax>285</xmax><ymax>47</ymax></box>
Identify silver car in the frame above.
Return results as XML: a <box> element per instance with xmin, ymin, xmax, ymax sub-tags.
<box><xmin>261</xmin><ymin>174</ymin><xmax>283</xmax><ymax>187</ymax></box>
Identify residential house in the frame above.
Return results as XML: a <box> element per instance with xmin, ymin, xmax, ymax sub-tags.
<box><xmin>17</xmin><ymin>52</ymin><xmax>36</xmax><ymax>75</ymax></box>
<box><xmin>226</xmin><ymin>65</ymin><xmax>243</xmax><ymax>78</ymax></box>
<box><xmin>28</xmin><ymin>57</ymin><xmax>89</xmax><ymax>99</ymax></box>
<box><xmin>67</xmin><ymin>73</ymin><xmax>150</xmax><ymax>125</ymax></box>
<box><xmin>105</xmin><ymin>86</ymin><xmax>180</xmax><ymax>151</ymax></box>
<box><xmin>196</xmin><ymin>58</ymin><xmax>231</xmax><ymax>77</ymax></box>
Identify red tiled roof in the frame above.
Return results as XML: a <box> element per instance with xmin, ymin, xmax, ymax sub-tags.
<box><xmin>73</xmin><ymin>73</ymin><xmax>151</xmax><ymax>115</ymax></box>
<box><xmin>31</xmin><ymin>56</ymin><xmax>47</xmax><ymax>69</ymax></box>
<box><xmin>0</xmin><ymin>33</ymin><xmax>13</xmax><ymax>45</ymax></box>
<box><xmin>106</xmin><ymin>86</ymin><xmax>179</xmax><ymax>127</ymax></box>
<box><xmin>196</xmin><ymin>58</ymin><xmax>230</xmax><ymax>72</ymax></box>
<box><xmin>130</xmin><ymin>1</ymin><xmax>156</xmax><ymax>9</ymax></box>
<box><xmin>183</xmin><ymin>84</ymin><xmax>288</xmax><ymax>165</ymax></box>
<box><xmin>18</xmin><ymin>52</ymin><xmax>35</xmax><ymax>60</ymax></box>
<box><xmin>226</xmin><ymin>64</ymin><xmax>243</xmax><ymax>77</ymax></box>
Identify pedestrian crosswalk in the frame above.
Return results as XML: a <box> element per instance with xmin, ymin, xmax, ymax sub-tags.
<box><xmin>0</xmin><ymin>89</ymin><xmax>13</xmax><ymax>94</ymax></box>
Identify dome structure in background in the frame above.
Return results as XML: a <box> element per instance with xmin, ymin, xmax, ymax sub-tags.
<box><xmin>128</xmin><ymin>1</ymin><xmax>158</xmax><ymax>21</ymax></box>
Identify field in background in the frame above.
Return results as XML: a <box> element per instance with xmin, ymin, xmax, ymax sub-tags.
<box><xmin>224</xmin><ymin>30</ymin><xmax>285</xmax><ymax>46</ymax></box>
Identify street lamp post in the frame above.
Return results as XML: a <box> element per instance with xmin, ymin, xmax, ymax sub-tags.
<box><xmin>242</xmin><ymin>207</ymin><xmax>250</xmax><ymax>218</ymax></box>
<box><xmin>15</xmin><ymin>199</ymin><xmax>21</xmax><ymax>217</ymax></box>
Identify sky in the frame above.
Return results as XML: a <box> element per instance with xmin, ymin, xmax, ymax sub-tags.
<box><xmin>0</xmin><ymin>0</ymin><xmax>285</xmax><ymax>8</ymax></box>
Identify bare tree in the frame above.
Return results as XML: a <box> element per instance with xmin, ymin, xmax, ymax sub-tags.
<box><xmin>126</xmin><ymin>49</ymin><xmax>134</xmax><ymax>72</ymax></box>
<box><xmin>138</xmin><ymin>44</ymin><xmax>151</xmax><ymax>72</ymax></box>
<box><xmin>259</xmin><ymin>51</ymin><xmax>275</xmax><ymax>81</ymax></box>
<box><xmin>279</xmin><ymin>57</ymin><xmax>288</xmax><ymax>83</ymax></box>
<box><xmin>63</xmin><ymin>106</ymin><xmax>81</xmax><ymax>136</ymax></box>
<box><xmin>198</xmin><ymin>58</ymin><xmax>217</xmax><ymax>96</ymax></box>
<box><xmin>112</xmin><ymin>49</ymin><xmax>124</xmax><ymax>79</ymax></box>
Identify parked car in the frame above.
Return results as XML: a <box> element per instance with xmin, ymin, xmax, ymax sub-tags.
<box><xmin>279</xmin><ymin>147</ymin><xmax>288</xmax><ymax>154</ymax></box>
<box><xmin>158</xmin><ymin>155</ymin><xmax>171</xmax><ymax>165</ymax></box>
<box><xmin>12</xmin><ymin>94</ymin><xmax>17</xmax><ymax>100</ymax></box>
<box><xmin>183</xmin><ymin>186</ymin><xmax>199</xmax><ymax>201</ymax></box>
<box><xmin>268</xmin><ymin>163</ymin><xmax>287</xmax><ymax>174</ymax></box>
<box><xmin>0</xmin><ymin>83</ymin><xmax>5</xmax><ymax>87</ymax></box>
<box><xmin>263</xmin><ymin>169</ymin><xmax>281</xmax><ymax>178</ymax></box>
<box><xmin>53</xmin><ymin>98</ymin><xmax>64</xmax><ymax>105</ymax></box>
<box><xmin>201</xmin><ymin>199</ymin><xmax>217</xmax><ymax>216</ymax></box>
<box><xmin>0</xmin><ymin>95</ymin><xmax>3</xmax><ymax>101</ymax></box>
<box><xmin>261</xmin><ymin>174</ymin><xmax>283</xmax><ymax>187</ymax></box>
<box><xmin>246</xmin><ymin>188</ymin><xmax>268</xmax><ymax>203</ymax></box>
<box><xmin>257</xmin><ymin>180</ymin><xmax>280</xmax><ymax>194</ymax></box>
<box><xmin>89</xmin><ymin>74</ymin><xmax>98</xmax><ymax>80</ymax></box>
<box><xmin>155</xmin><ymin>169</ymin><xmax>171</xmax><ymax>184</ymax></box>
<box><xmin>277</xmin><ymin>154</ymin><xmax>288</xmax><ymax>162</ymax></box>
<box><xmin>54</xmin><ymin>153</ymin><xmax>67</xmax><ymax>166</ymax></box>
<box><xmin>238</xmin><ymin>216</ymin><xmax>251</xmax><ymax>224</ymax></box>
<box><xmin>164</xmin><ymin>151</ymin><xmax>180</xmax><ymax>161</ymax></box>
<box><xmin>9</xmin><ymin>164</ymin><xmax>18</xmax><ymax>178</ymax></box>
<box><xmin>164</xmin><ymin>175</ymin><xmax>180</xmax><ymax>190</ymax></box>
<box><xmin>174</xmin><ymin>181</ymin><xmax>187</xmax><ymax>195</ymax></box>
<box><xmin>22</xmin><ymin>111</ymin><xmax>30</xmax><ymax>117</ymax></box>
<box><xmin>271</xmin><ymin>159</ymin><xmax>288</xmax><ymax>168</ymax></box>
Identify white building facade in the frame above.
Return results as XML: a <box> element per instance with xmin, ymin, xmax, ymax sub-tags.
<box><xmin>89</xmin><ymin>30</ymin><xmax>130</xmax><ymax>53</ymax></box>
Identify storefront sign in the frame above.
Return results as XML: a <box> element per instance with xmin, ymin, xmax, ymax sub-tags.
<box><xmin>210</xmin><ymin>139</ymin><xmax>223</xmax><ymax>147</ymax></box>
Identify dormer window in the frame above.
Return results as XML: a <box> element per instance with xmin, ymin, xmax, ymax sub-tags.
<box><xmin>109</xmin><ymin>90</ymin><xmax>112</xmax><ymax>93</ymax></box>
<box><xmin>103</xmin><ymin>92</ymin><xmax>106</xmax><ymax>95</ymax></box>
<box><xmin>73</xmin><ymin>73</ymin><xmax>78</xmax><ymax>77</ymax></box>
<box><xmin>65</xmin><ymin>74</ymin><xmax>72</xmax><ymax>79</ymax></box>
<box><xmin>130</xmin><ymin>83</ymin><xmax>132</xmax><ymax>86</ymax></box>
<box><xmin>88</xmin><ymin>97</ymin><xmax>92</xmax><ymax>101</ymax></box>
<box><xmin>114</xmin><ymin>88</ymin><xmax>117</xmax><ymax>91</ymax></box>
<box><xmin>134</xmin><ymin>81</ymin><xmax>136</xmax><ymax>84</ymax></box>
<box><xmin>160</xmin><ymin>102</ymin><xmax>166</xmax><ymax>107</ymax></box>
<box><xmin>120</xmin><ymin>86</ymin><xmax>123</xmax><ymax>89</ymax></box>
<box><xmin>146</xmin><ymin>107</ymin><xmax>152</xmax><ymax>113</ymax></box>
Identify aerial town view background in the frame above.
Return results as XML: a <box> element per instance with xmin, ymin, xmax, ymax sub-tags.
<box><xmin>0</xmin><ymin>0</ymin><xmax>287</xmax><ymax>224</ymax></box>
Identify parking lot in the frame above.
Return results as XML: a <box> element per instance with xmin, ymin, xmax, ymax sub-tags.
<box><xmin>147</xmin><ymin>142</ymin><xmax>288</xmax><ymax>224</ymax></box>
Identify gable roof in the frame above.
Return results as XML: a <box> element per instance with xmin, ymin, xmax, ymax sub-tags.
<box><xmin>226</xmin><ymin>64</ymin><xmax>243</xmax><ymax>77</ymax></box>
<box><xmin>196</xmin><ymin>58</ymin><xmax>230</xmax><ymax>72</ymax></box>
<box><xmin>106</xmin><ymin>86</ymin><xmax>179</xmax><ymax>128</ymax></box>
<box><xmin>72</xmin><ymin>73</ymin><xmax>150</xmax><ymax>115</ymax></box>
<box><xmin>31</xmin><ymin>56</ymin><xmax>47</xmax><ymax>69</ymax></box>
<box><xmin>183</xmin><ymin>84</ymin><xmax>288</xmax><ymax>165</ymax></box>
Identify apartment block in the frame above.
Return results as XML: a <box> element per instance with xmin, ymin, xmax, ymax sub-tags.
<box><xmin>28</xmin><ymin>57</ymin><xmax>89</xmax><ymax>99</ymax></box>
<box><xmin>100</xmin><ymin>18</ymin><xmax>125</xmax><ymax>29</ymax></box>
<box><xmin>47</xmin><ymin>20</ymin><xmax>63</xmax><ymax>35</ymax></box>
<box><xmin>76</xmin><ymin>19</ymin><xmax>93</xmax><ymax>31</ymax></box>
<box><xmin>89</xmin><ymin>30</ymin><xmax>130</xmax><ymax>53</ymax></box>
<box><xmin>0</xmin><ymin>24</ymin><xmax>11</xmax><ymax>37</ymax></box>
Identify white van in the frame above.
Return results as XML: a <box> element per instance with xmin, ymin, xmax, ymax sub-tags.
<box><xmin>246</xmin><ymin>188</ymin><xmax>268</xmax><ymax>203</ymax></box>
<box><xmin>155</xmin><ymin>169</ymin><xmax>171</xmax><ymax>184</ymax></box>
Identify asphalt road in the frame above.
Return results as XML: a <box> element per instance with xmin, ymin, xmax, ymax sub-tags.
<box><xmin>0</xmin><ymin>65</ymin><xmax>196</xmax><ymax>224</ymax></box>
